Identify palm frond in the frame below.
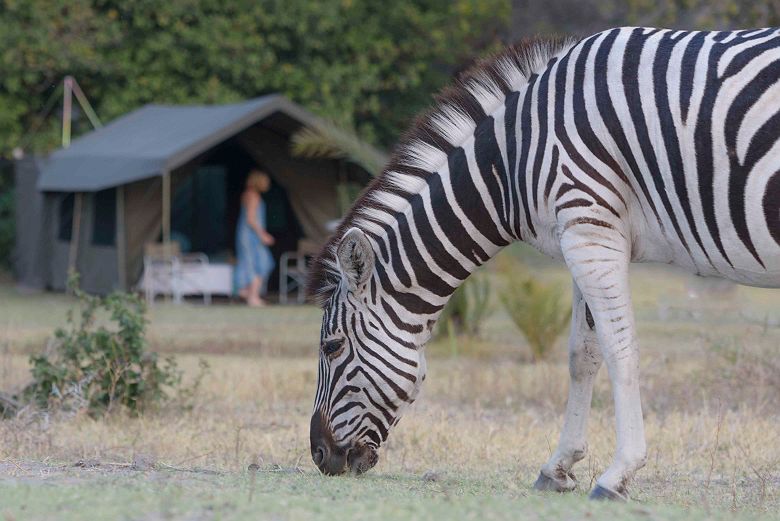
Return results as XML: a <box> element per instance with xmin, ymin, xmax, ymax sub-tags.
<box><xmin>290</xmin><ymin>120</ymin><xmax>386</xmax><ymax>176</ymax></box>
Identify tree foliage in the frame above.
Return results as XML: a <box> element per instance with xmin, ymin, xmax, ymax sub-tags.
<box><xmin>0</xmin><ymin>0</ymin><xmax>511</xmax><ymax>155</ymax></box>
<box><xmin>621</xmin><ymin>0</ymin><xmax>780</xmax><ymax>29</ymax></box>
<box><xmin>512</xmin><ymin>0</ymin><xmax>780</xmax><ymax>39</ymax></box>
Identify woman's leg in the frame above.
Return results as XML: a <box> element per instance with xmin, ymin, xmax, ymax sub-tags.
<box><xmin>246</xmin><ymin>276</ymin><xmax>262</xmax><ymax>306</ymax></box>
<box><xmin>256</xmin><ymin>277</ymin><xmax>267</xmax><ymax>305</ymax></box>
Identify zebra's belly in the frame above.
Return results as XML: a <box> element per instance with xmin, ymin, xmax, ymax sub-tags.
<box><xmin>698</xmin><ymin>259</ymin><xmax>780</xmax><ymax>289</ymax></box>
<box><xmin>634</xmin><ymin>165</ymin><xmax>780</xmax><ymax>289</ymax></box>
<box><xmin>695</xmin><ymin>263</ymin><xmax>780</xmax><ymax>288</ymax></box>
<box><xmin>663</xmin><ymin>235</ymin><xmax>780</xmax><ymax>289</ymax></box>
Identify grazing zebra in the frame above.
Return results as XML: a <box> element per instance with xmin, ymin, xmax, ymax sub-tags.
<box><xmin>307</xmin><ymin>26</ymin><xmax>780</xmax><ymax>500</ymax></box>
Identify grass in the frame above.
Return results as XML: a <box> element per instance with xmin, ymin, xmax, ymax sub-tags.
<box><xmin>2</xmin><ymin>467</ymin><xmax>774</xmax><ymax>521</ymax></box>
<box><xmin>1</xmin><ymin>245</ymin><xmax>779</xmax><ymax>519</ymax></box>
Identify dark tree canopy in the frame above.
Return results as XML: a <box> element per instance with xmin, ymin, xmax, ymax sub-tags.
<box><xmin>0</xmin><ymin>0</ymin><xmax>511</xmax><ymax>154</ymax></box>
<box><xmin>5</xmin><ymin>0</ymin><xmax>774</xmax><ymax>156</ymax></box>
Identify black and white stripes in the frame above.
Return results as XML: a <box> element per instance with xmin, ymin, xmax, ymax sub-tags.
<box><xmin>307</xmin><ymin>27</ymin><xmax>780</xmax><ymax>488</ymax></box>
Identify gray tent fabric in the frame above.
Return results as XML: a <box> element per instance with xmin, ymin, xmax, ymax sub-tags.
<box><xmin>39</xmin><ymin>191</ymin><xmax>120</xmax><ymax>294</ymax></box>
<box><xmin>37</xmin><ymin>95</ymin><xmax>335</xmax><ymax>192</ymax></box>
<box><xmin>71</xmin><ymin>191</ymin><xmax>119</xmax><ymax>294</ymax></box>
<box><xmin>13</xmin><ymin>157</ymin><xmax>49</xmax><ymax>289</ymax></box>
<box><xmin>124</xmin><ymin>177</ymin><xmax>163</xmax><ymax>288</ymax></box>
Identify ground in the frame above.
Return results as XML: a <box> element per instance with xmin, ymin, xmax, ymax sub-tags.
<box><xmin>1</xmin><ymin>246</ymin><xmax>779</xmax><ymax>520</ymax></box>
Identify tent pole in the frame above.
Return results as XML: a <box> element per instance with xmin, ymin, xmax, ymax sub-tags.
<box><xmin>67</xmin><ymin>193</ymin><xmax>83</xmax><ymax>282</ymax></box>
<box><xmin>62</xmin><ymin>77</ymin><xmax>73</xmax><ymax>148</ymax></box>
<box><xmin>162</xmin><ymin>171</ymin><xmax>172</xmax><ymax>303</ymax></box>
<box><xmin>116</xmin><ymin>186</ymin><xmax>126</xmax><ymax>290</ymax></box>
<box><xmin>63</xmin><ymin>77</ymin><xmax>80</xmax><ymax>287</ymax></box>
<box><xmin>70</xmin><ymin>77</ymin><xmax>103</xmax><ymax>129</ymax></box>
<box><xmin>162</xmin><ymin>170</ymin><xmax>171</xmax><ymax>252</ymax></box>
<box><xmin>61</xmin><ymin>76</ymin><xmax>101</xmax><ymax>291</ymax></box>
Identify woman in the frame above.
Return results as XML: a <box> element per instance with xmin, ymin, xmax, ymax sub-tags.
<box><xmin>234</xmin><ymin>170</ymin><xmax>275</xmax><ymax>306</ymax></box>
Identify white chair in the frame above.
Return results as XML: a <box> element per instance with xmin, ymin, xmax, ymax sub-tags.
<box><xmin>278</xmin><ymin>238</ymin><xmax>319</xmax><ymax>304</ymax></box>
<box><xmin>142</xmin><ymin>242</ymin><xmax>180</xmax><ymax>304</ymax></box>
<box><xmin>279</xmin><ymin>251</ymin><xmax>306</xmax><ymax>304</ymax></box>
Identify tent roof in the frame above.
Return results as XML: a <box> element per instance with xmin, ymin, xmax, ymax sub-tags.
<box><xmin>37</xmin><ymin>94</ymin><xmax>377</xmax><ymax>192</ymax></box>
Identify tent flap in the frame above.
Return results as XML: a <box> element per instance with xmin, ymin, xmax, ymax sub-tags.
<box><xmin>124</xmin><ymin>177</ymin><xmax>163</xmax><ymax>288</ymax></box>
<box><xmin>238</xmin><ymin>127</ymin><xmax>341</xmax><ymax>249</ymax></box>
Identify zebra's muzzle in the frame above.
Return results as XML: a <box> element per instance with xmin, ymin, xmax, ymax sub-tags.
<box><xmin>346</xmin><ymin>443</ymin><xmax>378</xmax><ymax>475</ymax></box>
<box><xmin>310</xmin><ymin>410</ymin><xmax>348</xmax><ymax>475</ymax></box>
<box><xmin>310</xmin><ymin>411</ymin><xmax>378</xmax><ymax>476</ymax></box>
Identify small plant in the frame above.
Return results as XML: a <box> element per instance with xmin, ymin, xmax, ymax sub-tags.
<box><xmin>500</xmin><ymin>272</ymin><xmax>570</xmax><ymax>362</ymax></box>
<box><xmin>436</xmin><ymin>273</ymin><xmax>492</xmax><ymax>339</ymax></box>
<box><xmin>22</xmin><ymin>274</ymin><xmax>201</xmax><ymax>416</ymax></box>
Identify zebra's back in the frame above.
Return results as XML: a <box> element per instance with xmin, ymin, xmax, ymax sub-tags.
<box><xmin>554</xmin><ymin>27</ymin><xmax>780</xmax><ymax>287</ymax></box>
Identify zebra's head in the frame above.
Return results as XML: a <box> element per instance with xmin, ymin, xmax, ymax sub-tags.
<box><xmin>309</xmin><ymin>227</ymin><xmax>428</xmax><ymax>475</ymax></box>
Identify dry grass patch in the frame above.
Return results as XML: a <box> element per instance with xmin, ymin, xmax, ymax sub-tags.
<box><xmin>2</xmin><ymin>354</ymin><xmax>778</xmax><ymax>513</ymax></box>
<box><xmin>1</xmin><ymin>255</ymin><xmax>779</xmax><ymax>517</ymax></box>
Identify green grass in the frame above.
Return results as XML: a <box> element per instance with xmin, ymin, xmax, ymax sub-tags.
<box><xmin>0</xmin><ymin>283</ymin><xmax>322</xmax><ymax>356</ymax></box>
<box><xmin>1</xmin><ymin>467</ymin><xmax>773</xmax><ymax>521</ymax></box>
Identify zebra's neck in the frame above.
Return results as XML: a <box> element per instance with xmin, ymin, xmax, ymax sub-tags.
<box><xmin>359</xmin><ymin>92</ymin><xmax>553</xmax><ymax>339</ymax></box>
<box><xmin>365</xmin><ymin>125</ymin><xmax>518</xmax><ymax>314</ymax></box>
<box><xmin>309</xmin><ymin>36</ymin><xmax>579</xmax><ymax>341</ymax></box>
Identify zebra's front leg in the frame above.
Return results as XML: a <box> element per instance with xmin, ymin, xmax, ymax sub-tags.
<box><xmin>561</xmin><ymin>224</ymin><xmax>647</xmax><ymax>501</ymax></box>
<box><xmin>535</xmin><ymin>281</ymin><xmax>602</xmax><ymax>493</ymax></box>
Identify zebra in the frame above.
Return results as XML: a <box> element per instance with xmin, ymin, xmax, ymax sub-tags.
<box><xmin>307</xmin><ymin>26</ymin><xmax>780</xmax><ymax>500</ymax></box>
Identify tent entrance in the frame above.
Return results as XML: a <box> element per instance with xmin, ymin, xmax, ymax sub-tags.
<box><xmin>170</xmin><ymin>140</ymin><xmax>304</xmax><ymax>293</ymax></box>
<box><xmin>171</xmin><ymin>165</ymin><xmax>228</xmax><ymax>256</ymax></box>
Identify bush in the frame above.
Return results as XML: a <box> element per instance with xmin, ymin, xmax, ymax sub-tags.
<box><xmin>21</xmin><ymin>276</ymin><xmax>203</xmax><ymax>416</ymax></box>
<box><xmin>436</xmin><ymin>273</ymin><xmax>492</xmax><ymax>338</ymax></box>
<box><xmin>500</xmin><ymin>271</ymin><xmax>570</xmax><ymax>362</ymax></box>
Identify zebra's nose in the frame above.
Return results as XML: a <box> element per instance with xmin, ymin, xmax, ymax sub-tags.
<box><xmin>310</xmin><ymin>411</ymin><xmax>348</xmax><ymax>475</ymax></box>
<box><xmin>312</xmin><ymin>443</ymin><xmax>326</xmax><ymax>467</ymax></box>
<box><xmin>310</xmin><ymin>437</ymin><xmax>348</xmax><ymax>475</ymax></box>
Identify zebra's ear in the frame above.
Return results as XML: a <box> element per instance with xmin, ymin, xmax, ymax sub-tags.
<box><xmin>336</xmin><ymin>227</ymin><xmax>375</xmax><ymax>293</ymax></box>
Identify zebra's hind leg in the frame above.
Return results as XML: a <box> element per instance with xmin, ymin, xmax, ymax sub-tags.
<box><xmin>535</xmin><ymin>280</ymin><xmax>602</xmax><ymax>493</ymax></box>
<box><xmin>561</xmin><ymin>222</ymin><xmax>647</xmax><ymax>501</ymax></box>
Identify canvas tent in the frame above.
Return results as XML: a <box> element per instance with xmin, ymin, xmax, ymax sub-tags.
<box><xmin>14</xmin><ymin>95</ymin><xmax>382</xmax><ymax>295</ymax></box>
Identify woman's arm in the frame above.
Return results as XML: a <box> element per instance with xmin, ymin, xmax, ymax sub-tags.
<box><xmin>245</xmin><ymin>193</ymin><xmax>275</xmax><ymax>246</ymax></box>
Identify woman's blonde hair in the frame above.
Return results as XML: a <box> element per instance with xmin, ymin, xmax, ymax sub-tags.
<box><xmin>246</xmin><ymin>170</ymin><xmax>271</xmax><ymax>192</ymax></box>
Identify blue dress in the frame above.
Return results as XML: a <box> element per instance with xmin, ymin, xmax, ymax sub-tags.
<box><xmin>234</xmin><ymin>199</ymin><xmax>275</xmax><ymax>294</ymax></box>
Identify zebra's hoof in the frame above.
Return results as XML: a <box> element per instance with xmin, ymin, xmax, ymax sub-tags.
<box><xmin>589</xmin><ymin>484</ymin><xmax>628</xmax><ymax>501</ymax></box>
<box><xmin>533</xmin><ymin>471</ymin><xmax>577</xmax><ymax>493</ymax></box>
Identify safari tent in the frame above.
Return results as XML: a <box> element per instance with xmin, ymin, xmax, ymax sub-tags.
<box><xmin>14</xmin><ymin>95</ymin><xmax>382</xmax><ymax>295</ymax></box>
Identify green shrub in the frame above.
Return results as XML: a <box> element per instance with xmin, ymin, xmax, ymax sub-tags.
<box><xmin>436</xmin><ymin>273</ymin><xmax>492</xmax><ymax>338</ymax></box>
<box><xmin>500</xmin><ymin>272</ymin><xmax>570</xmax><ymax>362</ymax></box>
<box><xmin>22</xmin><ymin>276</ymin><xmax>203</xmax><ymax>416</ymax></box>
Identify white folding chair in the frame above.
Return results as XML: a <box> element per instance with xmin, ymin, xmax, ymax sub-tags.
<box><xmin>279</xmin><ymin>251</ymin><xmax>306</xmax><ymax>304</ymax></box>
<box><xmin>279</xmin><ymin>239</ymin><xmax>319</xmax><ymax>304</ymax></box>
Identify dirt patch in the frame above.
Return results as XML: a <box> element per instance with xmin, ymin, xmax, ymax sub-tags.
<box><xmin>0</xmin><ymin>460</ymin><xmax>224</xmax><ymax>487</ymax></box>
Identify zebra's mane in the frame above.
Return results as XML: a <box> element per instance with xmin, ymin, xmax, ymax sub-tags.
<box><xmin>307</xmin><ymin>35</ymin><xmax>578</xmax><ymax>306</ymax></box>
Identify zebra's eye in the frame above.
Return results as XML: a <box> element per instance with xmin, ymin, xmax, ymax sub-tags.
<box><xmin>322</xmin><ymin>339</ymin><xmax>345</xmax><ymax>358</ymax></box>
